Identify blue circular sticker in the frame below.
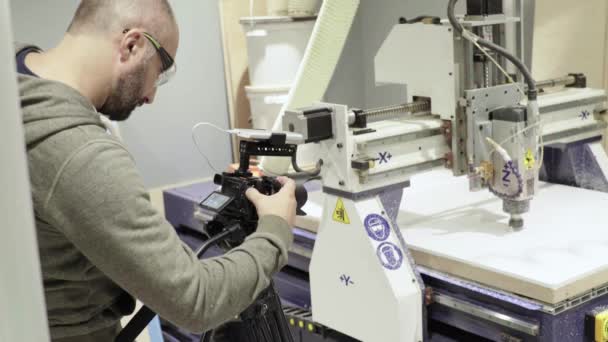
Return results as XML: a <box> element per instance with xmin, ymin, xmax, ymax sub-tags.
<box><xmin>364</xmin><ymin>214</ymin><xmax>390</xmax><ymax>242</ymax></box>
<box><xmin>376</xmin><ymin>242</ymin><xmax>403</xmax><ymax>270</ymax></box>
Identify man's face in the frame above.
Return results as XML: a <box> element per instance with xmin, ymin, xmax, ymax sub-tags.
<box><xmin>100</xmin><ymin>28</ymin><xmax>178</xmax><ymax>121</ymax></box>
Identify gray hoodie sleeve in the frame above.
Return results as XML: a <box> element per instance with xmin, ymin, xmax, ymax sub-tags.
<box><xmin>42</xmin><ymin>139</ymin><xmax>293</xmax><ymax>333</ymax></box>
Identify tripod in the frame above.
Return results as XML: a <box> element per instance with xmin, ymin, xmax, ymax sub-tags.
<box><xmin>198</xmin><ymin>225</ymin><xmax>294</xmax><ymax>342</ymax></box>
<box><xmin>200</xmin><ymin>283</ymin><xmax>294</xmax><ymax>342</ymax></box>
<box><xmin>116</xmin><ymin>225</ymin><xmax>295</xmax><ymax>342</ymax></box>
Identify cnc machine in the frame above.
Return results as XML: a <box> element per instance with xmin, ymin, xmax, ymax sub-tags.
<box><xmin>163</xmin><ymin>1</ymin><xmax>608</xmax><ymax>341</ymax></box>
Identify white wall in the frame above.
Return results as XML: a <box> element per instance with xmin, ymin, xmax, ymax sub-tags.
<box><xmin>0</xmin><ymin>0</ymin><xmax>50</xmax><ymax>340</ymax></box>
<box><xmin>532</xmin><ymin>0</ymin><xmax>608</xmax><ymax>88</ymax></box>
<box><xmin>9</xmin><ymin>0</ymin><xmax>232</xmax><ymax>188</ymax></box>
<box><xmin>532</xmin><ymin>0</ymin><xmax>608</xmax><ymax>150</ymax></box>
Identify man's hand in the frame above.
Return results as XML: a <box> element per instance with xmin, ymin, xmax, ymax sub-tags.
<box><xmin>246</xmin><ymin>177</ymin><xmax>297</xmax><ymax>227</ymax></box>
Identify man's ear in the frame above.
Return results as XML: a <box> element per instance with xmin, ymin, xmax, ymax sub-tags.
<box><xmin>119</xmin><ymin>30</ymin><xmax>145</xmax><ymax>63</ymax></box>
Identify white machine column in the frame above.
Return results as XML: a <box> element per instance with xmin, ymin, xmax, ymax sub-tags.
<box><xmin>310</xmin><ymin>191</ymin><xmax>424</xmax><ymax>342</ymax></box>
<box><xmin>0</xmin><ymin>2</ymin><xmax>50</xmax><ymax>341</ymax></box>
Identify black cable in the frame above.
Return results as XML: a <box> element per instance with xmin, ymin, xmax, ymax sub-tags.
<box><xmin>447</xmin><ymin>0</ymin><xmax>538</xmax><ymax>99</ymax></box>
<box><xmin>195</xmin><ymin>224</ymin><xmax>240</xmax><ymax>258</ymax></box>
<box><xmin>402</xmin><ymin>15</ymin><xmax>441</xmax><ymax>24</ymax></box>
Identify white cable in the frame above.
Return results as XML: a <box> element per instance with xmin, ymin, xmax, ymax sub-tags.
<box><xmin>484</xmin><ymin>120</ymin><xmax>545</xmax><ymax>174</ymax></box>
<box><xmin>486</xmin><ymin>137</ymin><xmax>512</xmax><ymax>162</ymax></box>
<box><xmin>191</xmin><ymin>122</ymin><xmax>231</xmax><ymax>173</ymax></box>
<box><xmin>472</xmin><ymin>39</ymin><xmax>524</xmax><ymax>96</ymax></box>
<box><xmin>464</xmin><ymin>28</ymin><xmax>545</xmax><ymax>172</ymax></box>
<box><xmin>463</xmin><ymin>28</ymin><xmax>525</xmax><ymax>97</ymax></box>
<box><xmin>488</xmin><ymin>121</ymin><xmax>540</xmax><ymax>154</ymax></box>
<box><xmin>487</xmin><ymin>119</ymin><xmax>545</xmax><ymax>169</ymax></box>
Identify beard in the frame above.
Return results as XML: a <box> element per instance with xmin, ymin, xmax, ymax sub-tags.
<box><xmin>99</xmin><ymin>63</ymin><xmax>147</xmax><ymax>122</ymax></box>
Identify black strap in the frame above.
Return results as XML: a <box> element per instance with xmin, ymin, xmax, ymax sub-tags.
<box><xmin>114</xmin><ymin>306</ymin><xmax>157</xmax><ymax>342</ymax></box>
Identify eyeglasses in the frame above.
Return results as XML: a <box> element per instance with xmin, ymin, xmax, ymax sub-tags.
<box><xmin>123</xmin><ymin>29</ymin><xmax>177</xmax><ymax>86</ymax></box>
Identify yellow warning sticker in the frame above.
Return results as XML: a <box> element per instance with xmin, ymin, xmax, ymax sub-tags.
<box><xmin>524</xmin><ymin>149</ymin><xmax>536</xmax><ymax>170</ymax></box>
<box><xmin>333</xmin><ymin>198</ymin><xmax>350</xmax><ymax>224</ymax></box>
<box><xmin>596</xmin><ymin>310</ymin><xmax>608</xmax><ymax>341</ymax></box>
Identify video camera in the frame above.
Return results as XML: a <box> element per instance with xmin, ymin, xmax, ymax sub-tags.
<box><xmin>198</xmin><ymin>173</ymin><xmax>308</xmax><ymax>248</ymax></box>
<box><xmin>197</xmin><ymin>130</ymin><xmax>310</xmax><ymax>249</ymax></box>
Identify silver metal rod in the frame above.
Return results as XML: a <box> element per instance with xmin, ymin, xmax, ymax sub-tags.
<box><xmin>535</xmin><ymin>75</ymin><xmax>576</xmax><ymax>90</ymax></box>
<box><xmin>482</xmin><ymin>25</ymin><xmax>493</xmax><ymax>87</ymax></box>
<box><xmin>434</xmin><ymin>292</ymin><xmax>540</xmax><ymax>336</ymax></box>
<box><xmin>360</xmin><ymin>101</ymin><xmax>431</xmax><ymax>124</ymax></box>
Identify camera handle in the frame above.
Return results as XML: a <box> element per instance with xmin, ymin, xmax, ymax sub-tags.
<box><xmin>237</xmin><ymin>138</ymin><xmax>298</xmax><ymax>177</ymax></box>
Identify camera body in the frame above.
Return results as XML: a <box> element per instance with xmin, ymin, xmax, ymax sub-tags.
<box><xmin>199</xmin><ymin>171</ymin><xmax>308</xmax><ymax>248</ymax></box>
<box><xmin>197</xmin><ymin>134</ymin><xmax>310</xmax><ymax>248</ymax></box>
<box><xmin>198</xmin><ymin>173</ymin><xmax>283</xmax><ymax>247</ymax></box>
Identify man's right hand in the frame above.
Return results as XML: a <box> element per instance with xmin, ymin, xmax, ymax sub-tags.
<box><xmin>246</xmin><ymin>177</ymin><xmax>297</xmax><ymax>227</ymax></box>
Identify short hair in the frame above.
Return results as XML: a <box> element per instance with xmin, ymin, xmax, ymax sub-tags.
<box><xmin>67</xmin><ymin>0</ymin><xmax>176</xmax><ymax>38</ymax></box>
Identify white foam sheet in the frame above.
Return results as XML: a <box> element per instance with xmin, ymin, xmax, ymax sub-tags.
<box><xmin>398</xmin><ymin>170</ymin><xmax>608</xmax><ymax>304</ymax></box>
<box><xmin>300</xmin><ymin>170</ymin><xmax>608</xmax><ymax>303</ymax></box>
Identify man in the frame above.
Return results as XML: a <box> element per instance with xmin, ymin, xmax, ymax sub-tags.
<box><xmin>16</xmin><ymin>0</ymin><xmax>297</xmax><ymax>341</ymax></box>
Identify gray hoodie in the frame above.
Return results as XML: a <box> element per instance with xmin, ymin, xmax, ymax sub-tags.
<box><xmin>16</xmin><ymin>45</ymin><xmax>293</xmax><ymax>340</ymax></box>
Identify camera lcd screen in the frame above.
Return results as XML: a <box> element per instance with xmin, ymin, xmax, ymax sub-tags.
<box><xmin>201</xmin><ymin>192</ymin><xmax>232</xmax><ymax>211</ymax></box>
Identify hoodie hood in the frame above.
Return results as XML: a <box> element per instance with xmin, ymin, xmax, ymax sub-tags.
<box><xmin>15</xmin><ymin>43</ymin><xmax>104</xmax><ymax>147</ymax></box>
<box><xmin>19</xmin><ymin>74</ymin><xmax>105</xmax><ymax>147</ymax></box>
